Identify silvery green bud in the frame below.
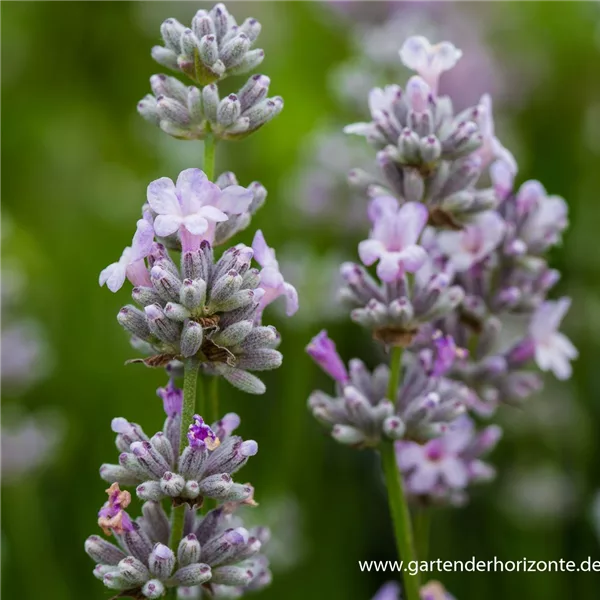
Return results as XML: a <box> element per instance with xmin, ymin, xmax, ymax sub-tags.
<box><xmin>332</xmin><ymin>425</ymin><xmax>366</xmax><ymax>446</ymax></box>
<box><xmin>187</xmin><ymin>86</ymin><xmax>203</xmax><ymax>123</ymax></box>
<box><xmin>238</xmin><ymin>326</ymin><xmax>278</xmax><ymax>351</ymax></box>
<box><xmin>103</xmin><ymin>571</ymin><xmax>129</xmax><ymax>590</ymax></box>
<box><xmin>141</xmin><ymin>501</ymin><xmax>170</xmax><ymax>546</ymax></box>
<box><xmin>240</xmin><ymin>17</ymin><xmax>261</xmax><ymax>42</ymax></box>
<box><xmin>215</xmin><ymin>365</ymin><xmax>265</xmax><ymax>394</ymax></box>
<box><xmin>171</xmin><ymin>564</ymin><xmax>212</xmax><ymax>586</ymax></box>
<box><xmin>150</xmin><ymin>432</ymin><xmax>174</xmax><ymax>467</ymax></box>
<box><xmin>182</xmin><ymin>479</ymin><xmax>200</xmax><ymax>499</ymax></box>
<box><xmin>239</xmin><ymin>74</ymin><xmax>270</xmax><ymax>111</ymax></box>
<box><xmin>229</xmin><ymin>49</ymin><xmax>264</xmax><ymax>75</ymax></box>
<box><xmin>145</xmin><ymin>304</ymin><xmax>180</xmax><ymax>345</ymax></box>
<box><xmin>217</xmin><ymin>94</ymin><xmax>241</xmax><ymax>127</ymax></box>
<box><xmin>178</xmin><ymin>534</ymin><xmax>202</xmax><ymax>567</ymax></box>
<box><xmin>151</xmin><ymin>265</ymin><xmax>182</xmax><ymax>303</ymax></box>
<box><xmin>180</xmin><ymin>320</ymin><xmax>204</xmax><ymax>357</ymax></box>
<box><xmin>119</xmin><ymin>452</ymin><xmax>151</xmax><ymax>481</ymax></box>
<box><xmin>198</xmin><ymin>473</ymin><xmax>233</xmax><ymax>498</ymax></box>
<box><xmin>133</xmin><ymin>286</ymin><xmax>163</xmax><ymax>308</ymax></box>
<box><xmin>93</xmin><ymin>564</ymin><xmax>113</xmax><ymax>580</ymax></box>
<box><xmin>118</xmin><ymin>306</ymin><xmax>151</xmax><ymax>341</ymax></box>
<box><xmin>180</xmin><ymin>278</ymin><xmax>207</xmax><ymax>310</ymax></box>
<box><xmin>211</xmin><ymin>565</ymin><xmax>253</xmax><ymax>586</ymax></box>
<box><xmin>164</xmin><ymin>302</ymin><xmax>191</xmax><ymax>322</ymax></box>
<box><xmin>181</xmin><ymin>29</ymin><xmax>200</xmax><ymax>57</ymax></box>
<box><xmin>138</xmin><ymin>95</ymin><xmax>160</xmax><ymax>125</ymax></box>
<box><xmin>223</xmin><ymin>482</ymin><xmax>254</xmax><ymax>502</ymax></box>
<box><xmin>151</xmin><ymin>46</ymin><xmax>179</xmax><ymax>71</ymax></box>
<box><xmin>99</xmin><ymin>464</ymin><xmax>138</xmax><ymax>486</ymax></box>
<box><xmin>160</xmin><ymin>18</ymin><xmax>186</xmax><ymax>52</ymax></box>
<box><xmin>160</xmin><ymin>471</ymin><xmax>186</xmax><ymax>497</ymax></box>
<box><xmin>419</xmin><ymin>135</ymin><xmax>442</xmax><ymax>163</ymax></box>
<box><xmin>198</xmin><ymin>33</ymin><xmax>219</xmax><ymax>66</ymax></box>
<box><xmin>221</xmin><ymin>33</ymin><xmax>251</xmax><ymax>68</ymax></box>
<box><xmin>85</xmin><ymin>536</ymin><xmax>127</xmax><ymax>565</ymax></box>
<box><xmin>402</xmin><ymin>168</ymin><xmax>424</xmax><ymax>203</ymax></box>
<box><xmin>208</xmin><ymin>271</ymin><xmax>243</xmax><ymax>310</ymax></box>
<box><xmin>150</xmin><ymin>74</ymin><xmax>188</xmax><ymax>105</ymax></box>
<box><xmin>236</xmin><ymin>349</ymin><xmax>282</xmax><ymax>371</ymax></box>
<box><xmin>397</xmin><ymin>128</ymin><xmax>421</xmax><ymax>163</ymax></box>
<box><xmin>192</xmin><ymin>11</ymin><xmax>215</xmax><ymax>38</ymax></box>
<box><xmin>137</xmin><ymin>481</ymin><xmax>163</xmax><ymax>502</ymax></box>
<box><xmin>142</xmin><ymin>579</ymin><xmax>165</xmax><ymax>599</ymax></box>
<box><xmin>117</xmin><ymin>556</ymin><xmax>149</xmax><ymax>586</ymax></box>
<box><xmin>212</xmin><ymin>320</ymin><xmax>253</xmax><ymax>346</ymax></box>
<box><xmin>148</xmin><ymin>543</ymin><xmax>175</xmax><ymax>579</ymax></box>
<box><xmin>202</xmin><ymin>84</ymin><xmax>219</xmax><ymax>122</ymax></box>
<box><xmin>383</xmin><ymin>416</ymin><xmax>406</xmax><ymax>440</ymax></box>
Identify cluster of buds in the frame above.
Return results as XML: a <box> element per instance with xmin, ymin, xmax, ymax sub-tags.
<box><xmin>100</xmin><ymin>383</ymin><xmax>257</xmax><ymax>505</ymax></box>
<box><xmin>89</xmin><ymin>4</ymin><xmax>290</xmax><ymax>599</ymax></box>
<box><xmin>139</xmin><ymin>3</ymin><xmax>282</xmax><ymax>142</ymax></box>
<box><xmin>307</xmin><ymin>34</ymin><xmax>575</xmax><ymax>508</ymax></box>
<box><xmin>87</xmin><ymin>500</ymin><xmax>270</xmax><ymax>598</ymax></box>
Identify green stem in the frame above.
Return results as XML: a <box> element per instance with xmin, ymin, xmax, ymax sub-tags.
<box><xmin>169</xmin><ymin>358</ymin><xmax>201</xmax><ymax>553</ymax></box>
<box><xmin>380</xmin><ymin>345</ymin><xmax>421</xmax><ymax>600</ymax></box>
<box><xmin>414</xmin><ymin>508</ymin><xmax>431</xmax><ymax>563</ymax></box>
<box><xmin>209</xmin><ymin>376</ymin><xmax>220</xmax><ymax>423</ymax></box>
<box><xmin>204</xmin><ymin>135</ymin><xmax>216</xmax><ymax>180</ymax></box>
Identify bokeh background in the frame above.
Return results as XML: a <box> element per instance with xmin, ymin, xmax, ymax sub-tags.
<box><xmin>3</xmin><ymin>2</ymin><xmax>600</xmax><ymax>599</ymax></box>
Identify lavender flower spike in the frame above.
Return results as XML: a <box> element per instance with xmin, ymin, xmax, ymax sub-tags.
<box><xmin>99</xmin><ymin>219</ymin><xmax>154</xmax><ymax>292</ymax></box>
<box><xmin>358</xmin><ymin>197</ymin><xmax>428</xmax><ymax>282</ymax></box>
<box><xmin>528</xmin><ymin>298</ymin><xmax>578</xmax><ymax>380</ymax></box>
<box><xmin>306</xmin><ymin>330</ymin><xmax>349</xmax><ymax>384</ymax></box>
<box><xmin>252</xmin><ymin>229</ymin><xmax>299</xmax><ymax>319</ymax></box>
<box><xmin>399</xmin><ymin>36</ymin><xmax>462</xmax><ymax>95</ymax></box>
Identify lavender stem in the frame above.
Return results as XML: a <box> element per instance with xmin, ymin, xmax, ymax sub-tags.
<box><xmin>380</xmin><ymin>346</ymin><xmax>420</xmax><ymax>600</ymax></box>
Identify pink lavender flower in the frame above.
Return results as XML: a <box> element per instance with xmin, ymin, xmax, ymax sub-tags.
<box><xmin>306</xmin><ymin>330</ymin><xmax>349</xmax><ymax>384</ymax></box>
<box><xmin>252</xmin><ymin>230</ymin><xmax>299</xmax><ymax>318</ymax></box>
<box><xmin>528</xmin><ymin>298</ymin><xmax>577</xmax><ymax>380</ymax></box>
<box><xmin>436</xmin><ymin>211</ymin><xmax>506</xmax><ymax>272</ymax></box>
<box><xmin>147</xmin><ymin>168</ymin><xmax>252</xmax><ymax>252</ymax></box>
<box><xmin>399</xmin><ymin>36</ymin><xmax>462</xmax><ymax>95</ymax></box>
<box><xmin>99</xmin><ymin>219</ymin><xmax>154</xmax><ymax>292</ymax></box>
<box><xmin>358</xmin><ymin>198</ymin><xmax>429</xmax><ymax>282</ymax></box>
<box><xmin>187</xmin><ymin>415</ymin><xmax>220</xmax><ymax>450</ymax></box>
<box><xmin>396</xmin><ymin>416</ymin><xmax>501</xmax><ymax>501</ymax></box>
<box><xmin>97</xmin><ymin>483</ymin><xmax>134</xmax><ymax>536</ymax></box>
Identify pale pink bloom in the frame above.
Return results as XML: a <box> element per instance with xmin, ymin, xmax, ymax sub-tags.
<box><xmin>473</xmin><ymin>94</ymin><xmax>517</xmax><ymax>173</ymax></box>
<box><xmin>490</xmin><ymin>159</ymin><xmax>515</xmax><ymax>202</ymax></box>
<box><xmin>529</xmin><ymin>298</ymin><xmax>577</xmax><ymax>380</ymax></box>
<box><xmin>358</xmin><ymin>198</ymin><xmax>428</xmax><ymax>282</ymax></box>
<box><xmin>99</xmin><ymin>219</ymin><xmax>154</xmax><ymax>292</ymax></box>
<box><xmin>399</xmin><ymin>36</ymin><xmax>462</xmax><ymax>95</ymax></box>
<box><xmin>436</xmin><ymin>211</ymin><xmax>506</xmax><ymax>272</ymax></box>
<box><xmin>252</xmin><ymin>230</ymin><xmax>299</xmax><ymax>319</ymax></box>
<box><xmin>147</xmin><ymin>168</ymin><xmax>252</xmax><ymax>251</ymax></box>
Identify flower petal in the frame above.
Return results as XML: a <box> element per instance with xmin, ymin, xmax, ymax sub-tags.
<box><xmin>396</xmin><ymin>201</ymin><xmax>429</xmax><ymax>247</ymax></box>
<box><xmin>252</xmin><ymin>230</ymin><xmax>276</xmax><ymax>267</ymax></box>
<box><xmin>153</xmin><ymin>214</ymin><xmax>181</xmax><ymax>237</ymax></box>
<box><xmin>147</xmin><ymin>177</ymin><xmax>179</xmax><ymax>215</ymax></box>
<box><xmin>358</xmin><ymin>239</ymin><xmax>384</xmax><ymax>266</ymax></box>
<box><xmin>218</xmin><ymin>185</ymin><xmax>253</xmax><ymax>214</ymax></box>
<box><xmin>182</xmin><ymin>213</ymin><xmax>208</xmax><ymax>236</ymax></box>
<box><xmin>99</xmin><ymin>263</ymin><xmax>126</xmax><ymax>293</ymax></box>
<box><xmin>283</xmin><ymin>282</ymin><xmax>299</xmax><ymax>316</ymax></box>
<box><xmin>399</xmin><ymin>36</ymin><xmax>431</xmax><ymax>71</ymax></box>
<box><xmin>197</xmin><ymin>205</ymin><xmax>228</xmax><ymax>223</ymax></box>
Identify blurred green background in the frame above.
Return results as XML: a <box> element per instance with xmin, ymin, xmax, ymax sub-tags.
<box><xmin>2</xmin><ymin>2</ymin><xmax>600</xmax><ymax>599</ymax></box>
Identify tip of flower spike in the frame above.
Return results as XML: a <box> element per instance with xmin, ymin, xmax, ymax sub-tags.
<box><xmin>154</xmin><ymin>543</ymin><xmax>173</xmax><ymax>560</ymax></box>
<box><xmin>111</xmin><ymin>417</ymin><xmax>132</xmax><ymax>434</ymax></box>
<box><xmin>240</xmin><ymin>440</ymin><xmax>258</xmax><ymax>456</ymax></box>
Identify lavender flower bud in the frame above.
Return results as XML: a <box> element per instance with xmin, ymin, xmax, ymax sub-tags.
<box><xmin>202</xmin><ymin>84</ymin><xmax>219</xmax><ymax>122</ymax></box>
<box><xmin>148</xmin><ymin>543</ymin><xmax>175</xmax><ymax>579</ymax></box>
<box><xmin>160</xmin><ymin>471</ymin><xmax>186</xmax><ymax>497</ymax></box>
<box><xmin>164</xmin><ymin>302</ymin><xmax>191</xmax><ymax>322</ymax></box>
<box><xmin>85</xmin><ymin>536</ymin><xmax>127</xmax><ymax>565</ymax></box>
<box><xmin>136</xmin><ymin>481</ymin><xmax>163</xmax><ymax>502</ymax></box>
<box><xmin>117</xmin><ymin>556</ymin><xmax>149</xmax><ymax>586</ymax></box>
<box><xmin>198</xmin><ymin>473</ymin><xmax>234</xmax><ymax>498</ymax></box>
<box><xmin>178</xmin><ymin>534</ymin><xmax>201</xmax><ymax>567</ymax></box>
<box><xmin>171</xmin><ymin>564</ymin><xmax>212</xmax><ymax>586</ymax></box>
<box><xmin>142</xmin><ymin>579</ymin><xmax>165</xmax><ymax>599</ymax></box>
<box><xmin>211</xmin><ymin>565</ymin><xmax>254</xmax><ymax>586</ymax></box>
<box><xmin>117</xmin><ymin>306</ymin><xmax>151</xmax><ymax>340</ymax></box>
<box><xmin>180</xmin><ymin>321</ymin><xmax>204</xmax><ymax>357</ymax></box>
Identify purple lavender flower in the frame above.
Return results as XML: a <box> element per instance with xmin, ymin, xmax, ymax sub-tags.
<box><xmin>252</xmin><ymin>230</ymin><xmax>299</xmax><ymax>319</ymax></box>
<box><xmin>97</xmin><ymin>483</ymin><xmax>134</xmax><ymax>536</ymax></box>
<box><xmin>306</xmin><ymin>330</ymin><xmax>349</xmax><ymax>384</ymax></box>
<box><xmin>156</xmin><ymin>379</ymin><xmax>183</xmax><ymax>416</ymax></box>
<box><xmin>358</xmin><ymin>198</ymin><xmax>429</xmax><ymax>282</ymax></box>
<box><xmin>187</xmin><ymin>415</ymin><xmax>220</xmax><ymax>450</ymax></box>
<box><xmin>147</xmin><ymin>168</ymin><xmax>252</xmax><ymax>252</ymax></box>
<box><xmin>397</xmin><ymin>415</ymin><xmax>501</xmax><ymax>505</ymax></box>
<box><xmin>99</xmin><ymin>219</ymin><xmax>154</xmax><ymax>292</ymax></box>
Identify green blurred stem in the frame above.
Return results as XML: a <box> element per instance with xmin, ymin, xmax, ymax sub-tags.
<box><xmin>209</xmin><ymin>376</ymin><xmax>220</xmax><ymax>423</ymax></box>
<box><xmin>380</xmin><ymin>346</ymin><xmax>421</xmax><ymax>600</ymax></box>
<box><xmin>204</xmin><ymin>135</ymin><xmax>216</xmax><ymax>180</ymax></box>
<box><xmin>169</xmin><ymin>358</ymin><xmax>202</xmax><ymax>555</ymax></box>
<box><xmin>414</xmin><ymin>508</ymin><xmax>431</xmax><ymax>562</ymax></box>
